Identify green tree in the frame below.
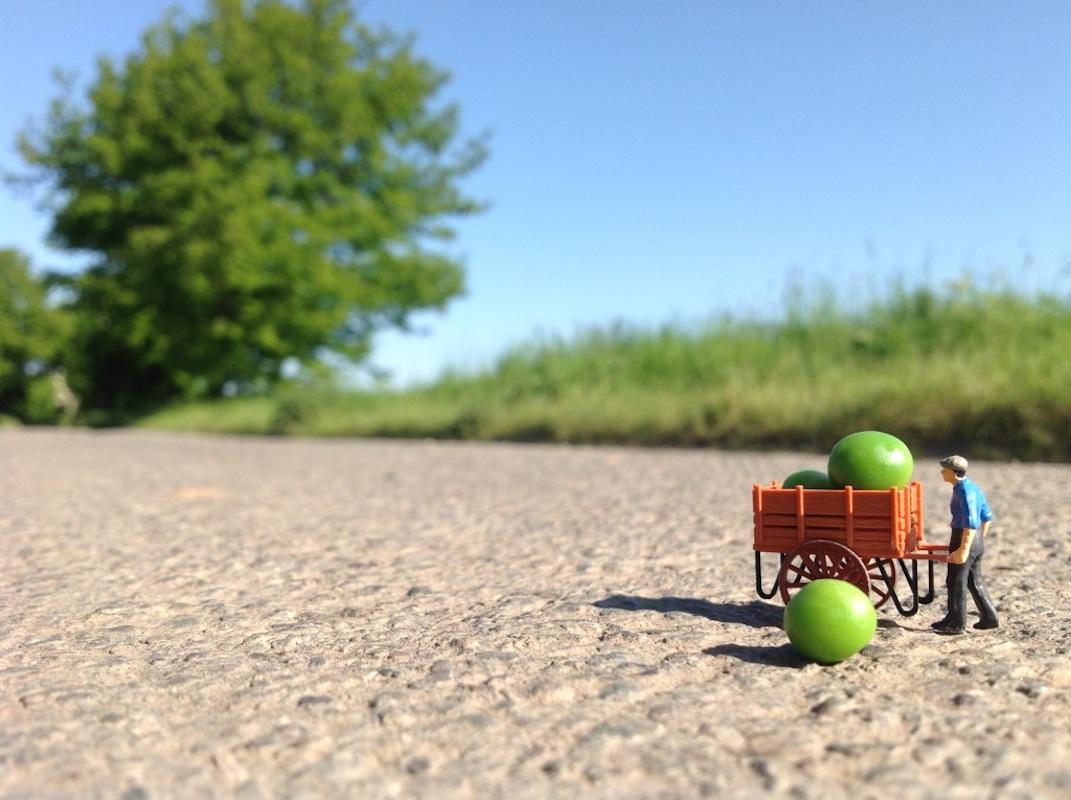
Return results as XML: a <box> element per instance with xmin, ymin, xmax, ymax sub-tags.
<box><xmin>18</xmin><ymin>0</ymin><xmax>486</xmax><ymax>411</ymax></box>
<box><xmin>0</xmin><ymin>249</ymin><xmax>68</xmax><ymax>420</ymax></box>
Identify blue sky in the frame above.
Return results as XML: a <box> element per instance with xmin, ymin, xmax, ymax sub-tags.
<box><xmin>4</xmin><ymin>1</ymin><xmax>1071</xmax><ymax>385</ymax></box>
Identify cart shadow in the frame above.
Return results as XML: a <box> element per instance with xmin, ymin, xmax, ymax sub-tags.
<box><xmin>593</xmin><ymin>595</ymin><xmax>903</xmax><ymax>668</ymax></box>
<box><xmin>593</xmin><ymin>595</ymin><xmax>783</xmax><ymax>628</ymax></box>
<box><xmin>702</xmin><ymin>642</ymin><xmax>808</xmax><ymax>668</ymax></box>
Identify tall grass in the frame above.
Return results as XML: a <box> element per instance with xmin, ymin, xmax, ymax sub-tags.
<box><xmin>138</xmin><ymin>280</ymin><xmax>1071</xmax><ymax>460</ymax></box>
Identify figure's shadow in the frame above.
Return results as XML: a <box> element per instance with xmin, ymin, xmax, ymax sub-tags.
<box><xmin>593</xmin><ymin>594</ymin><xmax>783</xmax><ymax>628</ymax></box>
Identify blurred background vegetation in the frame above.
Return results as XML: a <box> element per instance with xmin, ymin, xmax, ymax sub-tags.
<box><xmin>5</xmin><ymin>0</ymin><xmax>484</xmax><ymax>419</ymax></box>
<box><xmin>135</xmin><ymin>279</ymin><xmax>1071</xmax><ymax>460</ymax></box>
<box><xmin>2</xmin><ymin>0</ymin><xmax>1069</xmax><ymax>461</ymax></box>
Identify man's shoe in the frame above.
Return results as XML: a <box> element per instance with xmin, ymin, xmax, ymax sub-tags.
<box><xmin>973</xmin><ymin>619</ymin><xmax>999</xmax><ymax>630</ymax></box>
<box><xmin>931</xmin><ymin>619</ymin><xmax>965</xmax><ymax>634</ymax></box>
<box><xmin>932</xmin><ymin>625</ymin><xmax>965</xmax><ymax>635</ymax></box>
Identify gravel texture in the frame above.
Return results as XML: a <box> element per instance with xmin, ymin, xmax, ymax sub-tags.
<box><xmin>2</xmin><ymin>429</ymin><xmax>1070</xmax><ymax>799</ymax></box>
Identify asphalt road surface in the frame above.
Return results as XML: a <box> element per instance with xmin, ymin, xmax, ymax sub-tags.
<box><xmin>2</xmin><ymin>429</ymin><xmax>1070</xmax><ymax>799</ymax></box>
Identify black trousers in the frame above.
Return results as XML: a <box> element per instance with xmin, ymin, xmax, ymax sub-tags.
<box><xmin>943</xmin><ymin>527</ymin><xmax>999</xmax><ymax>629</ymax></box>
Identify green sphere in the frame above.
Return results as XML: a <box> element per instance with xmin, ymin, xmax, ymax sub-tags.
<box><xmin>827</xmin><ymin>430</ymin><xmax>913</xmax><ymax>489</ymax></box>
<box><xmin>782</xmin><ymin>469</ymin><xmax>834</xmax><ymax>489</ymax></box>
<box><xmin>784</xmin><ymin>579</ymin><xmax>877</xmax><ymax>664</ymax></box>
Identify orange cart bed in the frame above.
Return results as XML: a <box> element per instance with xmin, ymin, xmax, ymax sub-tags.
<box><xmin>752</xmin><ymin>481</ymin><xmax>947</xmax><ymax>616</ymax></box>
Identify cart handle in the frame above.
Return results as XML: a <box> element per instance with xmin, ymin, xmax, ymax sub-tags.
<box><xmin>909</xmin><ymin>553</ymin><xmax>951</xmax><ymax>563</ymax></box>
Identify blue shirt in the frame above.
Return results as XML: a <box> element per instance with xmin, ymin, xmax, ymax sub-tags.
<box><xmin>950</xmin><ymin>478</ymin><xmax>993</xmax><ymax>530</ymax></box>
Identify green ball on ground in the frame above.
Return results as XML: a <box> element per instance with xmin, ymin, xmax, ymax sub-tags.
<box><xmin>827</xmin><ymin>430</ymin><xmax>913</xmax><ymax>490</ymax></box>
<box><xmin>783</xmin><ymin>579</ymin><xmax>877</xmax><ymax>664</ymax></box>
<box><xmin>782</xmin><ymin>469</ymin><xmax>834</xmax><ymax>489</ymax></box>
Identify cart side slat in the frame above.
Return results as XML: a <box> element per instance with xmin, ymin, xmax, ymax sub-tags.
<box><xmin>912</xmin><ymin>482</ymin><xmax>924</xmax><ymax>550</ymax></box>
<box><xmin>754</xmin><ymin>527</ymin><xmax>907</xmax><ymax>542</ymax></box>
<box><xmin>762</xmin><ymin>514</ymin><xmax>910</xmax><ymax>532</ymax></box>
<box><xmin>759</xmin><ymin>491</ymin><xmax>901</xmax><ymax>515</ymax></box>
<box><xmin>795</xmin><ymin>485</ymin><xmax>805</xmax><ymax>545</ymax></box>
<box><xmin>753</xmin><ymin>482</ymin><xmax>926</xmax><ymax>559</ymax></box>
<box><xmin>760</xmin><ymin>513</ymin><xmax>915</xmax><ymax>528</ymax></box>
<box><xmin>752</xmin><ymin>483</ymin><xmax>764</xmax><ymax>546</ymax></box>
<box><xmin>846</xmin><ymin>486</ymin><xmax>854</xmax><ymax>550</ymax></box>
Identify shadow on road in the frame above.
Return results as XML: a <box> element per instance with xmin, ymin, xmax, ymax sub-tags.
<box><xmin>593</xmin><ymin>595</ymin><xmax>783</xmax><ymax>628</ymax></box>
<box><xmin>702</xmin><ymin>642</ymin><xmax>808</xmax><ymax>668</ymax></box>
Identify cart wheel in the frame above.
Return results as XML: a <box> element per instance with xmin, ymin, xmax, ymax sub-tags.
<box><xmin>777</xmin><ymin>540</ymin><xmax>870</xmax><ymax>604</ymax></box>
<box><xmin>867</xmin><ymin>558</ymin><xmax>895</xmax><ymax>609</ymax></box>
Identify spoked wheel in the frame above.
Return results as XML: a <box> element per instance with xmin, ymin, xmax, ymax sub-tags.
<box><xmin>777</xmin><ymin>540</ymin><xmax>870</xmax><ymax>604</ymax></box>
<box><xmin>867</xmin><ymin>558</ymin><xmax>896</xmax><ymax>609</ymax></box>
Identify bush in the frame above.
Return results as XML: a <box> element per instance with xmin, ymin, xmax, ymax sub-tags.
<box><xmin>0</xmin><ymin>249</ymin><xmax>69</xmax><ymax>422</ymax></box>
<box><xmin>23</xmin><ymin>377</ymin><xmax>63</xmax><ymax>424</ymax></box>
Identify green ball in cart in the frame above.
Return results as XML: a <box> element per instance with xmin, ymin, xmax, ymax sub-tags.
<box><xmin>781</xmin><ymin>469</ymin><xmax>834</xmax><ymax>489</ymax></box>
<box><xmin>827</xmin><ymin>430</ymin><xmax>913</xmax><ymax>490</ymax></box>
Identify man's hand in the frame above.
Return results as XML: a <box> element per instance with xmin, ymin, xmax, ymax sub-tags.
<box><xmin>947</xmin><ymin>529</ymin><xmax>976</xmax><ymax>564</ymax></box>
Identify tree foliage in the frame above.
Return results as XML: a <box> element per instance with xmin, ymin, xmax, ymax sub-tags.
<box><xmin>19</xmin><ymin>0</ymin><xmax>486</xmax><ymax>410</ymax></box>
<box><xmin>0</xmin><ymin>249</ymin><xmax>68</xmax><ymax>420</ymax></box>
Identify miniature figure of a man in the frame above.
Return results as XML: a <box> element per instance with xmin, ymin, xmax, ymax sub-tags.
<box><xmin>932</xmin><ymin>455</ymin><xmax>999</xmax><ymax>634</ymax></box>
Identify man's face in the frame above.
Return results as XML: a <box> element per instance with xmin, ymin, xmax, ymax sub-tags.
<box><xmin>940</xmin><ymin>467</ymin><xmax>957</xmax><ymax>484</ymax></box>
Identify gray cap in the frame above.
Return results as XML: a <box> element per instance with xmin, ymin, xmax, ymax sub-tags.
<box><xmin>940</xmin><ymin>455</ymin><xmax>968</xmax><ymax>474</ymax></box>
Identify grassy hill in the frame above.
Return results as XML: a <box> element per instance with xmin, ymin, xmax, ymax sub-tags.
<box><xmin>138</xmin><ymin>281</ymin><xmax>1071</xmax><ymax>460</ymax></box>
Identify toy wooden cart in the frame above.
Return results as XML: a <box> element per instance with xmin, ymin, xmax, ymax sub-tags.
<box><xmin>752</xmin><ymin>481</ymin><xmax>950</xmax><ymax>616</ymax></box>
